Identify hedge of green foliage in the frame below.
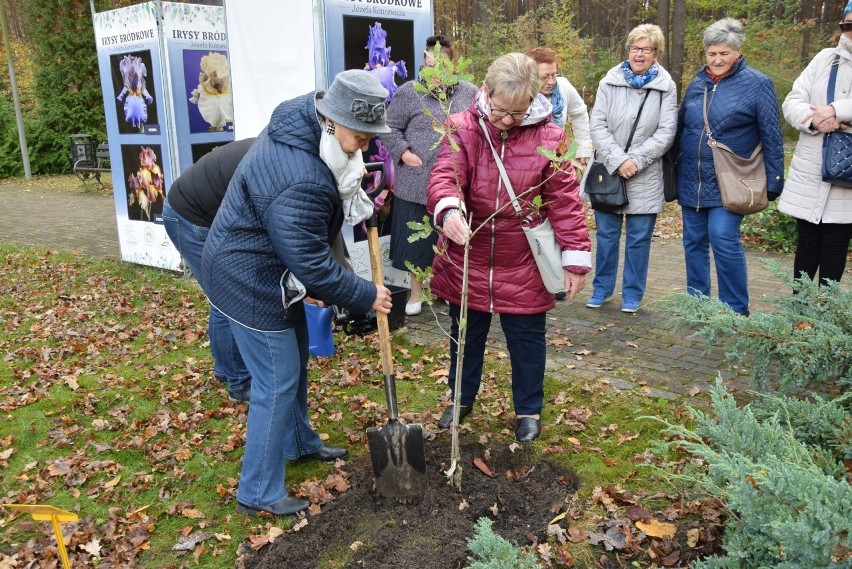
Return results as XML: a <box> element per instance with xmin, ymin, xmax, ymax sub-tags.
<box><xmin>1</xmin><ymin>1</ymin><xmax>106</xmax><ymax>177</ymax></box>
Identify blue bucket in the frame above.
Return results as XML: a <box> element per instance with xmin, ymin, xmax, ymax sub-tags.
<box><xmin>304</xmin><ymin>302</ymin><xmax>334</xmax><ymax>357</ymax></box>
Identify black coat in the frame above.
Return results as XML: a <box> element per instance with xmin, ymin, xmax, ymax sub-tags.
<box><xmin>166</xmin><ymin>138</ymin><xmax>256</xmax><ymax>227</ymax></box>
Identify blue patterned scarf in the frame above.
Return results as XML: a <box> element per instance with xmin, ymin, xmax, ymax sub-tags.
<box><xmin>549</xmin><ymin>81</ymin><xmax>564</xmax><ymax>125</ymax></box>
<box><xmin>621</xmin><ymin>60</ymin><xmax>659</xmax><ymax>88</ymax></box>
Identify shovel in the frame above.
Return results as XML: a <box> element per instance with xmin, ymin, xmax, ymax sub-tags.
<box><xmin>364</xmin><ymin>213</ymin><xmax>427</xmax><ymax>501</ymax></box>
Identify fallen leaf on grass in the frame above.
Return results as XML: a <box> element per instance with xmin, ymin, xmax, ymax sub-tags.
<box><xmin>588</xmin><ymin>524</ymin><xmax>627</xmax><ymax>551</ymax></box>
<box><xmin>625</xmin><ymin>506</ymin><xmax>653</xmax><ymax>522</ymax></box>
<box><xmin>636</xmin><ymin>519</ymin><xmax>677</xmax><ymax>539</ymax></box>
<box><xmin>349</xmin><ymin>540</ymin><xmax>364</xmax><ymax>551</ymax></box>
<box><xmin>173</xmin><ymin>532</ymin><xmax>212</xmax><ymax>551</ymax></box>
<box><xmin>181</xmin><ymin>508</ymin><xmax>205</xmax><ymax>519</ymax></box>
<box><xmin>547</xmin><ymin>523</ymin><xmax>567</xmax><ymax>543</ymax></box>
<box><xmin>567</xmin><ymin>525</ymin><xmax>588</xmax><ymax>543</ymax></box>
<box><xmin>473</xmin><ymin>457</ymin><xmax>493</xmax><ymax>477</ymax></box>
<box><xmin>80</xmin><ymin>538</ymin><xmax>102</xmax><ymax>556</ymax></box>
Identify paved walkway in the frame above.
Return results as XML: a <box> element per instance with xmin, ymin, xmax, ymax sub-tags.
<box><xmin>0</xmin><ymin>180</ymin><xmax>817</xmax><ymax>399</ymax></box>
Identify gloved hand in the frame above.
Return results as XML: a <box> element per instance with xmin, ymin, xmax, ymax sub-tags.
<box><xmin>768</xmin><ymin>192</ymin><xmax>780</xmax><ymax>202</ymax></box>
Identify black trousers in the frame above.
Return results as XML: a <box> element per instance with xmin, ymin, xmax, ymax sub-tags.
<box><xmin>446</xmin><ymin>303</ymin><xmax>547</xmax><ymax>416</ymax></box>
<box><xmin>793</xmin><ymin>219</ymin><xmax>852</xmax><ymax>285</ymax></box>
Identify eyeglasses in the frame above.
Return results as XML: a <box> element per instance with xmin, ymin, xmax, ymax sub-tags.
<box><xmin>628</xmin><ymin>46</ymin><xmax>657</xmax><ymax>54</ymax></box>
<box><xmin>490</xmin><ymin>108</ymin><xmax>531</xmax><ymax>121</ymax></box>
<box><xmin>539</xmin><ymin>73</ymin><xmax>560</xmax><ymax>82</ymax></box>
<box><xmin>839</xmin><ymin>21</ymin><xmax>852</xmax><ymax>32</ymax></box>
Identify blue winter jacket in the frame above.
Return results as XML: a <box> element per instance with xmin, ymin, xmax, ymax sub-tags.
<box><xmin>675</xmin><ymin>57</ymin><xmax>784</xmax><ymax>209</ymax></box>
<box><xmin>202</xmin><ymin>92</ymin><xmax>376</xmax><ymax>331</ymax></box>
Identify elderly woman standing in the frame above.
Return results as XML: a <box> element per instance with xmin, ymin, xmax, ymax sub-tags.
<box><xmin>381</xmin><ymin>35</ymin><xmax>477</xmax><ymax>315</ymax></box>
<box><xmin>778</xmin><ymin>6</ymin><xmax>852</xmax><ymax>285</ymax></box>
<box><xmin>675</xmin><ymin>19</ymin><xmax>784</xmax><ymax>315</ymax></box>
<box><xmin>427</xmin><ymin>53</ymin><xmax>591</xmax><ymax>442</ymax></box>
<box><xmin>583</xmin><ymin>24</ymin><xmax>677</xmax><ymax>313</ymax></box>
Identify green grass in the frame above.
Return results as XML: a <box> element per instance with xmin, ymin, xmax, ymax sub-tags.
<box><xmin>0</xmin><ymin>244</ymin><xmax>696</xmax><ymax>567</ymax></box>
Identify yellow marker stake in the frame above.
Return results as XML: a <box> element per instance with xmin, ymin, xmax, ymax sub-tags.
<box><xmin>1</xmin><ymin>504</ymin><xmax>78</xmax><ymax>569</ymax></box>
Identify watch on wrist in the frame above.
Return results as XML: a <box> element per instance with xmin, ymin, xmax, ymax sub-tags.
<box><xmin>441</xmin><ymin>209</ymin><xmax>457</xmax><ymax>226</ymax></box>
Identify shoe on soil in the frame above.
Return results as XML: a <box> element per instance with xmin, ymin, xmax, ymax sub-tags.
<box><xmin>621</xmin><ymin>299</ymin><xmax>640</xmax><ymax>313</ymax></box>
<box><xmin>437</xmin><ymin>404</ymin><xmax>472</xmax><ymax>429</ymax></box>
<box><xmin>585</xmin><ymin>292</ymin><xmax>613</xmax><ymax>308</ymax></box>
<box><xmin>237</xmin><ymin>496</ymin><xmax>309</xmax><ymax>517</ymax></box>
<box><xmin>515</xmin><ymin>417</ymin><xmax>541</xmax><ymax>442</ymax></box>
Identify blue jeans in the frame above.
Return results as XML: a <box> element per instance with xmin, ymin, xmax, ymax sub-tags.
<box><xmin>681</xmin><ymin>206</ymin><xmax>749</xmax><ymax>314</ymax></box>
<box><xmin>229</xmin><ymin>310</ymin><xmax>324</xmax><ymax>507</ymax></box>
<box><xmin>447</xmin><ymin>303</ymin><xmax>547</xmax><ymax>416</ymax></box>
<box><xmin>162</xmin><ymin>202</ymin><xmax>250</xmax><ymax>390</ymax></box>
<box><xmin>592</xmin><ymin>211</ymin><xmax>657</xmax><ymax>302</ymax></box>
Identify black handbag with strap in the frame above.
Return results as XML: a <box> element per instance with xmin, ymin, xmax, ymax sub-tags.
<box><xmin>586</xmin><ymin>90</ymin><xmax>651</xmax><ymax>212</ymax></box>
<box><xmin>821</xmin><ymin>54</ymin><xmax>852</xmax><ymax>187</ymax></box>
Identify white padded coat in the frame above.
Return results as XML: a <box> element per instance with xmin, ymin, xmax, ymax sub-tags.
<box><xmin>554</xmin><ymin>76</ymin><xmax>593</xmax><ymax>159</ymax></box>
<box><xmin>582</xmin><ymin>63</ymin><xmax>678</xmax><ymax>214</ymax></box>
<box><xmin>780</xmin><ymin>45</ymin><xmax>852</xmax><ymax>224</ymax></box>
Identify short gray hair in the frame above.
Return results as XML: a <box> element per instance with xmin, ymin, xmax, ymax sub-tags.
<box><xmin>484</xmin><ymin>53</ymin><xmax>540</xmax><ymax>104</ymax></box>
<box><xmin>703</xmin><ymin>18</ymin><xmax>744</xmax><ymax>51</ymax></box>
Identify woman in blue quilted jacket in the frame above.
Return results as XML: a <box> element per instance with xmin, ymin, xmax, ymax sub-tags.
<box><xmin>675</xmin><ymin>18</ymin><xmax>784</xmax><ymax>315</ymax></box>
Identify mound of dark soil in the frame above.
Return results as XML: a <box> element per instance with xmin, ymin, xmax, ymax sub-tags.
<box><xmin>241</xmin><ymin>438</ymin><xmax>579</xmax><ymax>569</ymax></box>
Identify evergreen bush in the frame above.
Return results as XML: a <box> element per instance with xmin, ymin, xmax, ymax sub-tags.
<box><xmin>653</xmin><ymin>380</ymin><xmax>852</xmax><ymax>569</ymax></box>
<box><xmin>23</xmin><ymin>0</ymin><xmax>106</xmax><ymax>175</ymax></box>
<box><xmin>0</xmin><ymin>97</ymin><xmax>26</xmax><ymax>178</ymax></box>
<box><xmin>466</xmin><ymin>517</ymin><xmax>540</xmax><ymax>569</ymax></box>
<box><xmin>659</xmin><ymin>261</ymin><xmax>851</xmax><ymax>394</ymax></box>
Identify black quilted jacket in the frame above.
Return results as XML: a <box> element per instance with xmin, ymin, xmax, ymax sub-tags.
<box><xmin>202</xmin><ymin>92</ymin><xmax>376</xmax><ymax>331</ymax></box>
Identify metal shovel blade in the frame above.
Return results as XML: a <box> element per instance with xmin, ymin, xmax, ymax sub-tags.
<box><xmin>366</xmin><ymin>417</ymin><xmax>427</xmax><ymax>500</ymax></box>
<box><xmin>364</xmin><ymin>219</ymin><xmax>427</xmax><ymax>501</ymax></box>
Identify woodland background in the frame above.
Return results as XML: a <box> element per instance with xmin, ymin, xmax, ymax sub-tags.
<box><xmin>0</xmin><ymin>0</ymin><xmax>848</xmax><ymax>177</ymax></box>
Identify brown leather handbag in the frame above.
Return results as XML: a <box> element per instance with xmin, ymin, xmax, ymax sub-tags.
<box><xmin>703</xmin><ymin>86</ymin><xmax>768</xmax><ymax>215</ymax></box>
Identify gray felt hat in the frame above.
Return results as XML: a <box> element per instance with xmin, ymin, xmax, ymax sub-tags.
<box><xmin>316</xmin><ymin>69</ymin><xmax>391</xmax><ymax>135</ymax></box>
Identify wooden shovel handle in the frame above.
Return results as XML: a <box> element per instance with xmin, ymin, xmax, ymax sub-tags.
<box><xmin>366</xmin><ymin>225</ymin><xmax>394</xmax><ymax>379</ymax></box>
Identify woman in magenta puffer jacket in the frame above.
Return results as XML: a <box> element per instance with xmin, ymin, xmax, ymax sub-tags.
<box><xmin>427</xmin><ymin>52</ymin><xmax>591</xmax><ymax>442</ymax></box>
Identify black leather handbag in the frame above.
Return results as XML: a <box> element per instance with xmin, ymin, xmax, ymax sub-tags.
<box><xmin>585</xmin><ymin>162</ymin><xmax>627</xmax><ymax>212</ymax></box>
<box><xmin>821</xmin><ymin>54</ymin><xmax>852</xmax><ymax>188</ymax></box>
<box><xmin>586</xmin><ymin>90</ymin><xmax>651</xmax><ymax>212</ymax></box>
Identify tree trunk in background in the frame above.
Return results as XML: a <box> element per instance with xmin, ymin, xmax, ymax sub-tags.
<box><xmin>800</xmin><ymin>0</ymin><xmax>815</xmax><ymax>67</ymax></box>
<box><xmin>1</xmin><ymin>0</ymin><xmax>26</xmax><ymax>40</ymax></box>
<box><xmin>576</xmin><ymin>0</ymin><xmax>590</xmax><ymax>37</ymax></box>
<box><xmin>669</xmin><ymin>0</ymin><xmax>687</xmax><ymax>101</ymax></box>
<box><xmin>658</xmin><ymin>0</ymin><xmax>670</xmax><ymax>68</ymax></box>
<box><xmin>623</xmin><ymin>0</ymin><xmax>634</xmax><ymax>40</ymax></box>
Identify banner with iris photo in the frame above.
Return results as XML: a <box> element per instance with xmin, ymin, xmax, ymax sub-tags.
<box><xmin>323</xmin><ymin>0</ymin><xmax>433</xmax><ymax>287</ymax></box>
<box><xmin>162</xmin><ymin>2</ymin><xmax>234</xmax><ymax>174</ymax></box>
<box><xmin>93</xmin><ymin>2</ymin><xmax>180</xmax><ymax>271</ymax></box>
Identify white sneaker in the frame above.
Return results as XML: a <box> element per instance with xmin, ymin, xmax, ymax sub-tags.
<box><xmin>405</xmin><ymin>301</ymin><xmax>422</xmax><ymax>316</ymax></box>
